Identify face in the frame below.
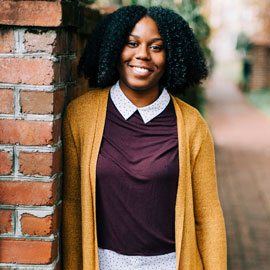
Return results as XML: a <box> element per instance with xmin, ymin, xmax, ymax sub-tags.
<box><xmin>118</xmin><ymin>16</ymin><xmax>166</xmax><ymax>95</ymax></box>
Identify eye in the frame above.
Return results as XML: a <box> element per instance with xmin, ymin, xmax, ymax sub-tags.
<box><xmin>150</xmin><ymin>44</ymin><xmax>163</xmax><ymax>52</ymax></box>
<box><xmin>127</xmin><ymin>41</ymin><xmax>138</xmax><ymax>48</ymax></box>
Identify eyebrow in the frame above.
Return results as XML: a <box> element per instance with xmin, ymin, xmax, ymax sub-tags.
<box><xmin>129</xmin><ymin>34</ymin><xmax>163</xmax><ymax>41</ymax></box>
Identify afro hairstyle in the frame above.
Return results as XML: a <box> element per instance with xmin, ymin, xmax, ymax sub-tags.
<box><xmin>79</xmin><ymin>5</ymin><xmax>208</xmax><ymax>95</ymax></box>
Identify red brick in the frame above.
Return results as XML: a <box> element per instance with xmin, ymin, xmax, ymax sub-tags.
<box><xmin>56</xmin><ymin>30</ymin><xmax>77</xmax><ymax>54</ymax></box>
<box><xmin>21</xmin><ymin>207</ymin><xmax>60</xmax><ymax>236</ymax></box>
<box><xmin>76</xmin><ymin>36</ymin><xmax>87</xmax><ymax>54</ymax></box>
<box><xmin>67</xmin><ymin>84</ymin><xmax>77</xmax><ymax>102</ymax></box>
<box><xmin>54</xmin><ymin>261</ymin><xmax>61</xmax><ymax>270</ymax></box>
<box><xmin>24</xmin><ymin>30</ymin><xmax>57</xmax><ymax>54</ymax></box>
<box><xmin>71</xmin><ymin>58</ymin><xmax>78</xmax><ymax>81</ymax></box>
<box><xmin>67</xmin><ymin>79</ymin><xmax>88</xmax><ymax>102</ymax></box>
<box><xmin>78</xmin><ymin>84</ymin><xmax>90</xmax><ymax>97</ymax></box>
<box><xmin>21</xmin><ymin>91</ymin><xmax>54</xmax><ymax>114</ymax></box>
<box><xmin>0</xmin><ymin>58</ymin><xmax>57</xmax><ymax>85</ymax></box>
<box><xmin>0</xmin><ymin>179</ymin><xmax>58</xmax><ymax>206</ymax></box>
<box><xmin>0</xmin><ymin>238</ymin><xmax>57</xmax><ymax>264</ymax></box>
<box><xmin>26</xmin><ymin>30</ymin><xmax>76</xmax><ymax>55</ymax></box>
<box><xmin>0</xmin><ymin>1</ymin><xmax>62</xmax><ymax>27</ymax></box>
<box><xmin>0</xmin><ymin>29</ymin><xmax>14</xmax><ymax>53</ymax></box>
<box><xmin>52</xmin><ymin>149</ymin><xmax>63</xmax><ymax>175</ymax></box>
<box><xmin>55</xmin><ymin>31</ymin><xmax>68</xmax><ymax>54</ymax></box>
<box><xmin>53</xmin><ymin>119</ymin><xmax>62</xmax><ymax>143</ymax></box>
<box><xmin>0</xmin><ymin>119</ymin><xmax>59</xmax><ymax>145</ymax></box>
<box><xmin>68</xmin><ymin>31</ymin><xmax>77</xmax><ymax>53</ymax></box>
<box><xmin>20</xmin><ymin>90</ymin><xmax>65</xmax><ymax>115</ymax></box>
<box><xmin>59</xmin><ymin>59</ymin><xmax>72</xmax><ymax>82</ymax></box>
<box><xmin>77</xmin><ymin>75</ymin><xmax>89</xmax><ymax>87</ymax></box>
<box><xmin>0</xmin><ymin>210</ymin><xmax>13</xmax><ymax>234</ymax></box>
<box><xmin>19</xmin><ymin>150</ymin><xmax>62</xmax><ymax>176</ymax></box>
<box><xmin>23</xmin><ymin>29</ymin><xmax>76</xmax><ymax>55</ymax></box>
<box><xmin>0</xmin><ymin>151</ymin><xmax>12</xmax><ymax>175</ymax></box>
<box><xmin>54</xmin><ymin>89</ymin><xmax>65</xmax><ymax>114</ymax></box>
<box><xmin>78</xmin><ymin>5</ymin><xmax>103</xmax><ymax>35</ymax></box>
<box><xmin>0</xmin><ymin>89</ymin><xmax>13</xmax><ymax>114</ymax></box>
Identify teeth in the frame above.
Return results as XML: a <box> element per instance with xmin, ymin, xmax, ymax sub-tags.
<box><xmin>132</xmin><ymin>67</ymin><xmax>149</xmax><ymax>73</ymax></box>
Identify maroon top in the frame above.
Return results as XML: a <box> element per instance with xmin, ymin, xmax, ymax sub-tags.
<box><xmin>96</xmin><ymin>96</ymin><xmax>179</xmax><ymax>256</ymax></box>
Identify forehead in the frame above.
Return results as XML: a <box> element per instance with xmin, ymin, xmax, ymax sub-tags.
<box><xmin>129</xmin><ymin>16</ymin><xmax>161</xmax><ymax>38</ymax></box>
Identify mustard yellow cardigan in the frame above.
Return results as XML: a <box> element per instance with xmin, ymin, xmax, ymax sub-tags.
<box><xmin>62</xmin><ymin>87</ymin><xmax>227</xmax><ymax>270</ymax></box>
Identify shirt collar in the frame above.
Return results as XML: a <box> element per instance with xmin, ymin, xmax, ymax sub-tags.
<box><xmin>110</xmin><ymin>81</ymin><xmax>170</xmax><ymax>124</ymax></box>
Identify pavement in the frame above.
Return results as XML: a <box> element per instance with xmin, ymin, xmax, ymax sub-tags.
<box><xmin>205</xmin><ymin>71</ymin><xmax>270</xmax><ymax>270</ymax></box>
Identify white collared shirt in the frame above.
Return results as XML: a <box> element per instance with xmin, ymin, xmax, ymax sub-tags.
<box><xmin>110</xmin><ymin>81</ymin><xmax>171</xmax><ymax>124</ymax></box>
<box><xmin>98</xmin><ymin>248</ymin><xmax>176</xmax><ymax>270</ymax></box>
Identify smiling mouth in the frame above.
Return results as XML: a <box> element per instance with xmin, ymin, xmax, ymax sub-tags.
<box><xmin>129</xmin><ymin>65</ymin><xmax>153</xmax><ymax>75</ymax></box>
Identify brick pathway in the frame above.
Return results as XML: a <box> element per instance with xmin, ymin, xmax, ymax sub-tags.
<box><xmin>205</xmin><ymin>72</ymin><xmax>270</xmax><ymax>270</ymax></box>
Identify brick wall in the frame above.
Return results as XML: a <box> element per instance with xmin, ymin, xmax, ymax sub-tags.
<box><xmin>249</xmin><ymin>45</ymin><xmax>270</xmax><ymax>90</ymax></box>
<box><xmin>0</xmin><ymin>1</ymin><xmax>103</xmax><ymax>269</ymax></box>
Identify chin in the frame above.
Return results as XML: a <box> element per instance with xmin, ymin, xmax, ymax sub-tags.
<box><xmin>128</xmin><ymin>85</ymin><xmax>152</xmax><ymax>92</ymax></box>
<box><xmin>123</xmin><ymin>79</ymin><xmax>158</xmax><ymax>93</ymax></box>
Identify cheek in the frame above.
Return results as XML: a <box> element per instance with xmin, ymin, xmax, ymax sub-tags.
<box><xmin>118</xmin><ymin>50</ymin><xmax>130</xmax><ymax>74</ymax></box>
<box><xmin>120</xmin><ymin>47</ymin><xmax>132</xmax><ymax>63</ymax></box>
<box><xmin>117</xmin><ymin>54</ymin><xmax>125</xmax><ymax>75</ymax></box>
<box><xmin>157</xmin><ymin>54</ymin><xmax>166</xmax><ymax>74</ymax></box>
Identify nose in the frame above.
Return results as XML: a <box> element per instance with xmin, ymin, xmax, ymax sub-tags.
<box><xmin>135</xmin><ymin>44</ymin><xmax>150</xmax><ymax>60</ymax></box>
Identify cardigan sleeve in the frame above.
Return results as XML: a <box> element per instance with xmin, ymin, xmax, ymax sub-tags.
<box><xmin>192</xmin><ymin>126</ymin><xmax>227</xmax><ymax>270</ymax></box>
<box><xmin>62</xmin><ymin>109</ymin><xmax>82</xmax><ymax>270</ymax></box>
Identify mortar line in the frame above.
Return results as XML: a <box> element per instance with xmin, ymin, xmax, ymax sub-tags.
<box><xmin>14</xmin><ymin>208</ymin><xmax>21</xmax><ymax>236</ymax></box>
<box><xmin>0</xmin><ymin>140</ymin><xmax>62</xmax><ymax>151</ymax></box>
<box><xmin>16</xmin><ymin>142</ymin><xmax>62</xmax><ymax>152</ymax></box>
<box><xmin>0</xmin><ymin>113</ymin><xmax>62</xmax><ymax>121</ymax></box>
<box><xmin>0</xmin><ymin>203</ymin><xmax>59</xmax><ymax>211</ymax></box>
<box><xmin>0</xmin><ymin>83</ymin><xmax>66</xmax><ymax>91</ymax></box>
<box><xmin>12</xmin><ymin>87</ymin><xmax>16</xmax><ymax>115</ymax></box>
<box><xmin>0</xmin><ymin>145</ymin><xmax>13</xmax><ymax>151</ymax></box>
<box><xmin>0</xmin><ymin>233</ymin><xmax>57</xmax><ymax>241</ymax></box>
<box><xmin>11</xmin><ymin>209</ymin><xmax>16</xmax><ymax>236</ymax></box>
<box><xmin>13</xmin><ymin>145</ymin><xmax>19</xmax><ymax>177</ymax></box>
<box><xmin>14</xmin><ymin>28</ymin><xmax>26</xmax><ymax>54</ymax></box>
<box><xmin>0</xmin><ymin>53</ymin><xmax>76</xmax><ymax>61</ymax></box>
<box><xmin>0</xmin><ymin>173</ymin><xmax>60</xmax><ymax>183</ymax></box>
<box><xmin>14</xmin><ymin>87</ymin><xmax>21</xmax><ymax>116</ymax></box>
<box><xmin>0</xmin><ymin>255</ymin><xmax>58</xmax><ymax>269</ymax></box>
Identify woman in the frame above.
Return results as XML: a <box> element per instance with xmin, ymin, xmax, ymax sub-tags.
<box><xmin>62</xmin><ymin>5</ymin><xmax>227</xmax><ymax>270</ymax></box>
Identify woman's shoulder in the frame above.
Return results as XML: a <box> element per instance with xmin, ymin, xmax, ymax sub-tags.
<box><xmin>172</xmin><ymin>96</ymin><xmax>207</xmax><ymax>127</ymax></box>
<box><xmin>173</xmin><ymin>98</ymin><xmax>213</xmax><ymax>158</ymax></box>
<box><xmin>64</xmin><ymin>87</ymin><xmax>110</xmax><ymax>121</ymax></box>
<box><xmin>172</xmin><ymin>95</ymin><xmax>211</xmax><ymax>146</ymax></box>
<box><xmin>67</xmin><ymin>88</ymin><xmax>110</xmax><ymax>112</ymax></box>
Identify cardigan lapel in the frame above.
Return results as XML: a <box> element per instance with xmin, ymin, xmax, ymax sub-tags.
<box><xmin>171</xmin><ymin>95</ymin><xmax>188</xmax><ymax>269</ymax></box>
<box><xmin>89</xmin><ymin>88</ymin><xmax>110</xmax><ymax>270</ymax></box>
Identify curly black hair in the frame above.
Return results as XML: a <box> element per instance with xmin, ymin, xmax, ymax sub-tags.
<box><xmin>79</xmin><ymin>5</ymin><xmax>208</xmax><ymax>95</ymax></box>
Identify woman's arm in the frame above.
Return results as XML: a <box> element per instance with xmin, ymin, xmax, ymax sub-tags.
<box><xmin>62</xmin><ymin>110</ymin><xmax>82</xmax><ymax>270</ymax></box>
<box><xmin>192</xmin><ymin>127</ymin><xmax>227</xmax><ymax>270</ymax></box>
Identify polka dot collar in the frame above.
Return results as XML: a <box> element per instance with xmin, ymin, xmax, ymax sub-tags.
<box><xmin>110</xmin><ymin>81</ymin><xmax>171</xmax><ymax>124</ymax></box>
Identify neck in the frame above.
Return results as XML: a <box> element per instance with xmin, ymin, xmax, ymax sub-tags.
<box><xmin>119</xmin><ymin>81</ymin><xmax>160</xmax><ymax>107</ymax></box>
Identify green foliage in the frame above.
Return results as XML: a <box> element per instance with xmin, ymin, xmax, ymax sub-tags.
<box><xmin>236</xmin><ymin>32</ymin><xmax>253</xmax><ymax>52</ymax></box>
<box><xmin>236</xmin><ymin>32</ymin><xmax>254</xmax><ymax>90</ymax></box>
<box><xmin>177</xmin><ymin>86</ymin><xmax>206</xmax><ymax>116</ymax></box>
<box><xmin>177</xmin><ymin>0</ymin><xmax>211</xmax><ymax>115</ymax></box>
<box><xmin>245</xmin><ymin>88</ymin><xmax>270</xmax><ymax>117</ymax></box>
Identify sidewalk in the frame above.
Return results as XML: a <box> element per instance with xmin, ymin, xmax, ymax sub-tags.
<box><xmin>206</xmin><ymin>71</ymin><xmax>270</xmax><ymax>270</ymax></box>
